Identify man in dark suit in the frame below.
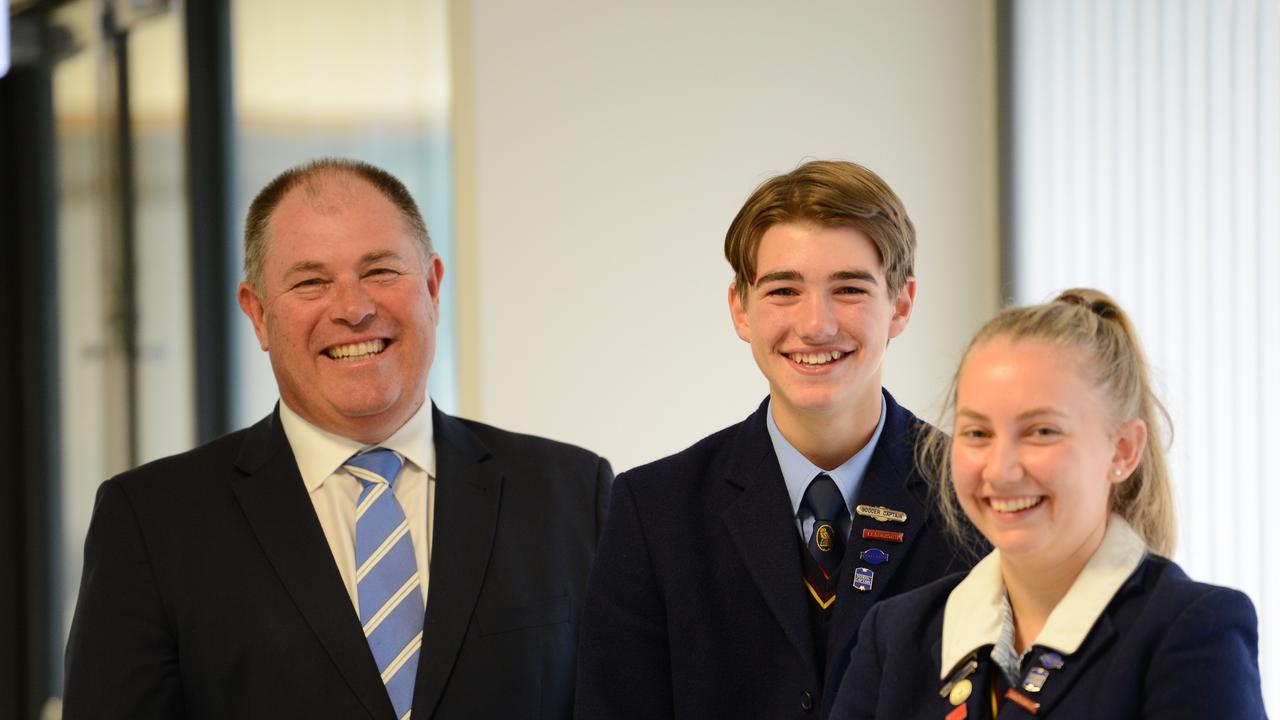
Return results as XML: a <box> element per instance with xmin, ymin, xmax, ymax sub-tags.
<box><xmin>64</xmin><ymin>159</ymin><xmax>612</xmax><ymax>719</ymax></box>
<box><xmin>576</xmin><ymin>161</ymin><xmax>976</xmax><ymax>719</ymax></box>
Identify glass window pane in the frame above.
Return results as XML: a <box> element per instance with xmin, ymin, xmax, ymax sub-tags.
<box><xmin>230</xmin><ymin>0</ymin><xmax>456</xmax><ymax>426</ymax></box>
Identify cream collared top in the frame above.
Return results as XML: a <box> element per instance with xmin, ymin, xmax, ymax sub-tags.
<box><xmin>278</xmin><ymin>398</ymin><xmax>437</xmax><ymax>611</ymax></box>
<box><xmin>939</xmin><ymin>514</ymin><xmax>1148</xmax><ymax>681</ymax></box>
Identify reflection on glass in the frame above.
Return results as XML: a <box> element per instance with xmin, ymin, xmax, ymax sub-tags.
<box><xmin>129</xmin><ymin>13</ymin><xmax>194</xmax><ymax>463</ymax></box>
<box><xmin>50</xmin><ymin>0</ymin><xmax>118</xmax><ymax>700</ymax></box>
<box><xmin>49</xmin><ymin>4</ymin><xmax>194</xmax><ymax>709</ymax></box>
<box><xmin>230</xmin><ymin>0</ymin><xmax>456</xmax><ymax>426</ymax></box>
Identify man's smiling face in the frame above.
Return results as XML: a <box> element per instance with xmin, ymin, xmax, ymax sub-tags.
<box><xmin>237</xmin><ymin>174</ymin><xmax>443</xmax><ymax>443</ymax></box>
<box><xmin>729</xmin><ymin>222</ymin><xmax>914</xmax><ymax>428</ymax></box>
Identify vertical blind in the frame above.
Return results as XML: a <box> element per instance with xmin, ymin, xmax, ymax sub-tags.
<box><xmin>1009</xmin><ymin>0</ymin><xmax>1278</xmax><ymax>706</ymax></box>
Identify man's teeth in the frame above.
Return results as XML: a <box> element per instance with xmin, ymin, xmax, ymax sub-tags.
<box><xmin>790</xmin><ymin>351</ymin><xmax>844</xmax><ymax>366</ymax></box>
<box><xmin>326</xmin><ymin>339</ymin><xmax>386</xmax><ymax>360</ymax></box>
<box><xmin>989</xmin><ymin>496</ymin><xmax>1044</xmax><ymax>513</ymax></box>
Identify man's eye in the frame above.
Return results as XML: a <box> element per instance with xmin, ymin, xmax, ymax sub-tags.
<box><xmin>366</xmin><ymin>268</ymin><xmax>401</xmax><ymax>279</ymax></box>
<box><xmin>764</xmin><ymin>287</ymin><xmax>798</xmax><ymax>297</ymax></box>
<box><xmin>293</xmin><ymin>278</ymin><xmax>325</xmax><ymax>289</ymax></box>
<box><xmin>1031</xmin><ymin>426</ymin><xmax>1060</xmax><ymax>437</ymax></box>
<box><xmin>836</xmin><ymin>286</ymin><xmax>867</xmax><ymax>295</ymax></box>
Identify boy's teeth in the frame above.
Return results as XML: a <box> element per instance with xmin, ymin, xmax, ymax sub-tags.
<box><xmin>990</xmin><ymin>496</ymin><xmax>1044</xmax><ymax>513</ymax></box>
<box><xmin>327</xmin><ymin>339</ymin><xmax>386</xmax><ymax>360</ymax></box>
<box><xmin>791</xmin><ymin>351</ymin><xmax>844</xmax><ymax>366</ymax></box>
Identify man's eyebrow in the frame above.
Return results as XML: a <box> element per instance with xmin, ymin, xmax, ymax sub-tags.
<box><xmin>361</xmin><ymin>250</ymin><xmax>399</xmax><ymax>264</ymax></box>
<box><xmin>284</xmin><ymin>260</ymin><xmax>326</xmax><ymax>277</ymax></box>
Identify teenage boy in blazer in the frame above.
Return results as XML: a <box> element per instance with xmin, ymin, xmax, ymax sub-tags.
<box><xmin>576</xmin><ymin>161</ymin><xmax>976</xmax><ymax>719</ymax></box>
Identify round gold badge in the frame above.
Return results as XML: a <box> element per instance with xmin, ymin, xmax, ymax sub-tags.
<box><xmin>948</xmin><ymin>678</ymin><xmax>972</xmax><ymax>706</ymax></box>
<box><xmin>815</xmin><ymin>524</ymin><xmax>834</xmax><ymax>552</ymax></box>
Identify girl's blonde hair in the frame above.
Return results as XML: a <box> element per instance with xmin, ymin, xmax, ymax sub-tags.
<box><xmin>919</xmin><ymin>288</ymin><xmax>1176</xmax><ymax>556</ymax></box>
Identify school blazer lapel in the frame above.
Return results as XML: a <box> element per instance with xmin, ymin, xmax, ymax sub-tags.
<box><xmin>410</xmin><ymin>407</ymin><xmax>503</xmax><ymax>717</ymax></box>
<box><xmin>826</xmin><ymin>393</ymin><xmax>931</xmax><ymax>674</ymax></box>
<box><xmin>720</xmin><ymin>402</ymin><xmax>820</xmax><ymax>677</ymax></box>
<box><xmin>231</xmin><ymin>409</ymin><xmax>394</xmax><ymax>720</ymax></box>
<box><xmin>1011</xmin><ymin>615</ymin><xmax>1118</xmax><ymax>717</ymax></box>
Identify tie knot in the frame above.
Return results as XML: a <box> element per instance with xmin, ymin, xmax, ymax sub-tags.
<box><xmin>343</xmin><ymin>447</ymin><xmax>405</xmax><ymax>488</ymax></box>
<box><xmin>802</xmin><ymin>473</ymin><xmax>846</xmax><ymax>522</ymax></box>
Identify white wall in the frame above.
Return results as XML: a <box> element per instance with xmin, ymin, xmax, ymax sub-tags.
<box><xmin>454</xmin><ymin>0</ymin><xmax>1000</xmax><ymax>471</ymax></box>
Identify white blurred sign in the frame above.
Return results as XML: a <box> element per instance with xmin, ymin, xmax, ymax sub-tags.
<box><xmin>1</xmin><ymin>1</ymin><xmax>9</xmax><ymax>79</ymax></box>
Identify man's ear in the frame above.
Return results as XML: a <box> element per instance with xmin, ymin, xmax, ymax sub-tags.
<box><xmin>887</xmin><ymin>276</ymin><xmax>917</xmax><ymax>340</ymax></box>
<box><xmin>1110</xmin><ymin>417</ymin><xmax>1148</xmax><ymax>483</ymax></box>
<box><xmin>237</xmin><ymin>282</ymin><xmax>271</xmax><ymax>351</ymax></box>
<box><xmin>425</xmin><ymin>253</ymin><xmax>445</xmax><ymax>323</ymax></box>
<box><xmin>728</xmin><ymin>284</ymin><xmax>751</xmax><ymax>342</ymax></box>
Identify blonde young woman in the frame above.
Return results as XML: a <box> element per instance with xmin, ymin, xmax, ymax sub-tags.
<box><xmin>830</xmin><ymin>289</ymin><xmax>1267</xmax><ymax>719</ymax></box>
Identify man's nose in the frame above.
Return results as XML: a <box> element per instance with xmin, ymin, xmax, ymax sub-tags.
<box><xmin>330</xmin><ymin>277</ymin><xmax>376</xmax><ymax>325</ymax></box>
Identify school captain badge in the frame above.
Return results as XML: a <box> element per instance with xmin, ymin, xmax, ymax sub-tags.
<box><xmin>854</xmin><ymin>504</ymin><xmax>907</xmax><ymax>523</ymax></box>
<box><xmin>815</xmin><ymin>523</ymin><xmax>835</xmax><ymax>552</ymax></box>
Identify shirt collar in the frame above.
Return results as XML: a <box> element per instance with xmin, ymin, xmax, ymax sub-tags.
<box><xmin>939</xmin><ymin>514</ymin><xmax>1148</xmax><ymax>679</ymax></box>
<box><xmin>278</xmin><ymin>397</ymin><xmax>436</xmax><ymax>493</ymax></box>
<box><xmin>766</xmin><ymin>390</ymin><xmax>888</xmax><ymax>519</ymax></box>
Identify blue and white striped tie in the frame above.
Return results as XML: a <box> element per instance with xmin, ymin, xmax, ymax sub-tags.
<box><xmin>346</xmin><ymin>448</ymin><xmax>423</xmax><ymax>720</ymax></box>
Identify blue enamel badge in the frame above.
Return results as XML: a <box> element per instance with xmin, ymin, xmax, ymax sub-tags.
<box><xmin>858</xmin><ymin>548</ymin><xmax>889</xmax><ymax>565</ymax></box>
<box><xmin>852</xmin><ymin>567</ymin><xmax>874</xmax><ymax>592</ymax></box>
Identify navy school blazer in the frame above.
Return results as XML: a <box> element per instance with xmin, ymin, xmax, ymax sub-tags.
<box><xmin>64</xmin><ymin>405</ymin><xmax>612</xmax><ymax>720</ymax></box>
<box><xmin>829</xmin><ymin>556</ymin><xmax>1268</xmax><ymax>719</ymax></box>
<box><xmin>575</xmin><ymin>391</ymin><xmax>978</xmax><ymax>719</ymax></box>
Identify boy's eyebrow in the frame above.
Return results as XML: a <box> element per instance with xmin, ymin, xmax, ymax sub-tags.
<box><xmin>832</xmin><ymin>270</ymin><xmax>878</xmax><ymax>285</ymax></box>
<box><xmin>755</xmin><ymin>270</ymin><xmax>803</xmax><ymax>284</ymax></box>
<box><xmin>754</xmin><ymin>269</ymin><xmax>880</xmax><ymax>285</ymax></box>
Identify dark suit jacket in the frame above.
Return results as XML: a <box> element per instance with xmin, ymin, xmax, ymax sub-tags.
<box><xmin>64</xmin><ymin>405</ymin><xmax>613</xmax><ymax>720</ymax></box>
<box><xmin>575</xmin><ymin>391</ymin><xmax>977</xmax><ymax>720</ymax></box>
<box><xmin>830</xmin><ymin>556</ymin><xmax>1268</xmax><ymax>719</ymax></box>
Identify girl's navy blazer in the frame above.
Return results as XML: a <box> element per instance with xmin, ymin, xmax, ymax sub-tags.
<box><xmin>830</xmin><ymin>555</ymin><xmax>1267</xmax><ymax>719</ymax></box>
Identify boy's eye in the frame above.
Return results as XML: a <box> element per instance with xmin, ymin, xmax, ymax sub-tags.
<box><xmin>764</xmin><ymin>287</ymin><xmax>798</xmax><ymax>297</ymax></box>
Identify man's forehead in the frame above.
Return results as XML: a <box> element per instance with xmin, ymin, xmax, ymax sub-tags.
<box><xmin>280</xmin><ymin>172</ymin><xmax>370</xmax><ymax>215</ymax></box>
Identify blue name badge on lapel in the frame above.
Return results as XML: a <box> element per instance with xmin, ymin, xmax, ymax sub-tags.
<box><xmin>858</xmin><ymin>548</ymin><xmax>889</xmax><ymax>565</ymax></box>
<box><xmin>852</xmin><ymin>567</ymin><xmax>874</xmax><ymax>592</ymax></box>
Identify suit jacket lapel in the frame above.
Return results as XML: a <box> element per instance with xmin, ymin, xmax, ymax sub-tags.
<box><xmin>720</xmin><ymin>401</ymin><xmax>819</xmax><ymax>677</ymax></box>
<box><xmin>411</xmin><ymin>407</ymin><xmax>503</xmax><ymax>718</ymax></box>
<box><xmin>231</xmin><ymin>410</ymin><xmax>392</xmax><ymax>720</ymax></box>
<box><xmin>827</xmin><ymin>392</ymin><xmax>931</xmax><ymax>675</ymax></box>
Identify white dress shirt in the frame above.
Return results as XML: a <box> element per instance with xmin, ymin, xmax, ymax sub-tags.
<box><xmin>278</xmin><ymin>398</ymin><xmax>436</xmax><ymax>612</ymax></box>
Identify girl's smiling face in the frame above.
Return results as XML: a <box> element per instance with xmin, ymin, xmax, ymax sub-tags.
<box><xmin>950</xmin><ymin>337</ymin><xmax>1143</xmax><ymax>574</ymax></box>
